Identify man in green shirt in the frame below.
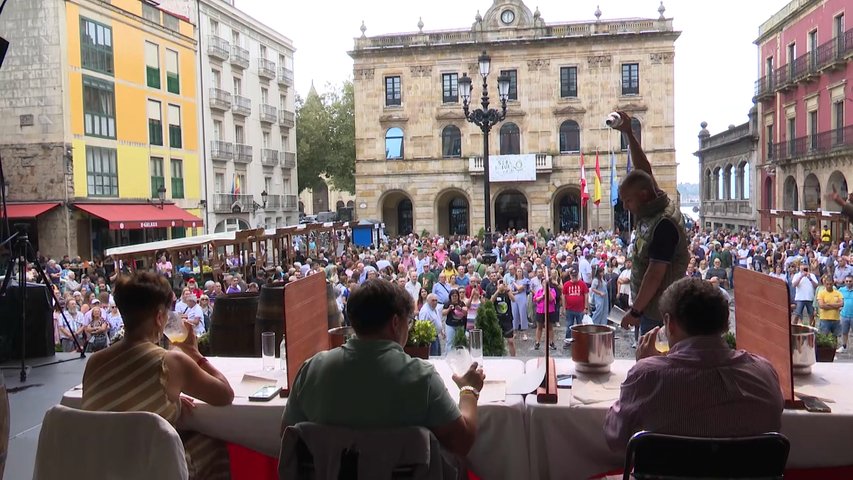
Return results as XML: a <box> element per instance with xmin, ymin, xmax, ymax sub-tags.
<box><xmin>282</xmin><ymin>280</ymin><xmax>485</xmax><ymax>457</ymax></box>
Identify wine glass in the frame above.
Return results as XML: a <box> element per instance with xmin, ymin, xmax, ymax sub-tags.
<box><xmin>447</xmin><ymin>346</ymin><xmax>473</xmax><ymax>377</ymax></box>
<box><xmin>163</xmin><ymin>311</ymin><xmax>187</xmax><ymax>344</ymax></box>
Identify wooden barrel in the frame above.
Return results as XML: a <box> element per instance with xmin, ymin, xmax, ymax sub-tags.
<box><xmin>255</xmin><ymin>282</ymin><xmax>286</xmax><ymax>356</ymax></box>
<box><xmin>210</xmin><ymin>292</ymin><xmax>259</xmax><ymax>357</ymax></box>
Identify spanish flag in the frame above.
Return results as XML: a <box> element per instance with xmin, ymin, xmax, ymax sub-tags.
<box><xmin>593</xmin><ymin>152</ymin><xmax>602</xmax><ymax>206</ymax></box>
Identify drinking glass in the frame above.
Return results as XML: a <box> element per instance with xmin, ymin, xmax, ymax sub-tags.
<box><xmin>469</xmin><ymin>329</ymin><xmax>484</xmax><ymax>367</ymax></box>
<box><xmin>163</xmin><ymin>311</ymin><xmax>187</xmax><ymax>345</ymax></box>
<box><xmin>447</xmin><ymin>347</ymin><xmax>473</xmax><ymax>377</ymax></box>
<box><xmin>261</xmin><ymin>332</ymin><xmax>276</xmax><ymax>371</ymax></box>
<box><xmin>655</xmin><ymin>326</ymin><xmax>669</xmax><ymax>353</ymax></box>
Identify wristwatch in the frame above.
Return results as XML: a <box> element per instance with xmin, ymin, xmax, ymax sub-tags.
<box><xmin>629</xmin><ymin>307</ymin><xmax>643</xmax><ymax>317</ymax></box>
<box><xmin>460</xmin><ymin>386</ymin><xmax>480</xmax><ymax>398</ymax></box>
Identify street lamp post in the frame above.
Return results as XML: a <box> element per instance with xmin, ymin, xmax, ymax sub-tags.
<box><xmin>459</xmin><ymin>51</ymin><xmax>510</xmax><ymax>265</ymax></box>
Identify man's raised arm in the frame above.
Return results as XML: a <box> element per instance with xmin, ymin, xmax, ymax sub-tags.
<box><xmin>613</xmin><ymin>111</ymin><xmax>657</xmax><ymax>189</ymax></box>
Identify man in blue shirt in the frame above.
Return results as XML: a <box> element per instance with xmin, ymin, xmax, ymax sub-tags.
<box><xmin>838</xmin><ymin>274</ymin><xmax>853</xmax><ymax>353</ymax></box>
<box><xmin>432</xmin><ymin>273</ymin><xmax>451</xmax><ymax>305</ymax></box>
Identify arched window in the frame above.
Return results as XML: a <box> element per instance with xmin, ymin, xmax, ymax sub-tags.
<box><xmin>500</xmin><ymin>123</ymin><xmax>520</xmax><ymax>155</ymax></box>
<box><xmin>385</xmin><ymin>127</ymin><xmax>404</xmax><ymax>159</ymax></box>
<box><xmin>620</xmin><ymin>118</ymin><xmax>642</xmax><ymax>150</ymax></box>
<box><xmin>737</xmin><ymin>162</ymin><xmax>750</xmax><ymax>200</ymax></box>
<box><xmin>559</xmin><ymin>120</ymin><xmax>580</xmax><ymax>153</ymax></box>
<box><xmin>441</xmin><ymin>125</ymin><xmax>462</xmax><ymax>158</ymax></box>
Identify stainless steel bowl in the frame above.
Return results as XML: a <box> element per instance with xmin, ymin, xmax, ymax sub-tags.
<box><xmin>570</xmin><ymin>324</ymin><xmax>615</xmax><ymax>373</ymax></box>
<box><xmin>791</xmin><ymin>324</ymin><xmax>816</xmax><ymax>375</ymax></box>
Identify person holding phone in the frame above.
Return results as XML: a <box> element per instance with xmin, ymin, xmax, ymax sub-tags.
<box><xmin>792</xmin><ymin>263</ymin><xmax>819</xmax><ymax>326</ymax></box>
<box><xmin>491</xmin><ymin>280</ymin><xmax>516</xmax><ymax>356</ymax></box>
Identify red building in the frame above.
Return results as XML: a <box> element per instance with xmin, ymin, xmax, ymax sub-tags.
<box><xmin>755</xmin><ymin>0</ymin><xmax>851</xmax><ymax>235</ymax></box>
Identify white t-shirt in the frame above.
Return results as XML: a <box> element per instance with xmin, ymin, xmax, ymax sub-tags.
<box><xmin>184</xmin><ymin>304</ymin><xmax>205</xmax><ymax>335</ymax></box>
<box><xmin>737</xmin><ymin>248</ymin><xmax>749</xmax><ymax>266</ymax></box>
<box><xmin>793</xmin><ymin>272</ymin><xmax>818</xmax><ymax>301</ymax></box>
<box><xmin>617</xmin><ymin>269</ymin><xmax>632</xmax><ymax>296</ymax></box>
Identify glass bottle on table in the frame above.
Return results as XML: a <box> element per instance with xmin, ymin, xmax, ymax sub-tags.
<box><xmin>279</xmin><ymin>334</ymin><xmax>287</xmax><ymax>371</ymax></box>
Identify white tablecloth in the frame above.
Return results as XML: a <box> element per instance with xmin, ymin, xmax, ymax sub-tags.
<box><xmin>62</xmin><ymin>356</ymin><xmax>528</xmax><ymax>480</ymax></box>
<box><xmin>524</xmin><ymin>358</ymin><xmax>853</xmax><ymax>480</ymax></box>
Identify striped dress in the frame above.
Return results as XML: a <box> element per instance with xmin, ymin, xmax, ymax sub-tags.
<box><xmin>82</xmin><ymin>341</ymin><xmax>231</xmax><ymax>480</ymax></box>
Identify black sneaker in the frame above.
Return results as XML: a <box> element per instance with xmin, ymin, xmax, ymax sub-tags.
<box><xmin>549</xmin><ymin>343</ymin><xmax>556</xmax><ymax>350</ymax></box>
<box><xmin>534</xmin><ymin>342</ymin><xmax>540</xmax><ymax>350</ymax></box>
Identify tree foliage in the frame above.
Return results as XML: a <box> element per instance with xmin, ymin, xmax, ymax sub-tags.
<box><xmin>475</xmin><ymin>300</ymin><xmax>507</xmax><ymax>356</ymax></box>
<box><xmin>295</xmin><ymin>81</ymin><xmax>355</xmax><ymax>194</ymax></box>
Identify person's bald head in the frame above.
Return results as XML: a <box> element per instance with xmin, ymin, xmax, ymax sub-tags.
<box><xmin>619</xmin><ymin>170</ymin><xmax>656</xmax><ymax>215</ymax></box>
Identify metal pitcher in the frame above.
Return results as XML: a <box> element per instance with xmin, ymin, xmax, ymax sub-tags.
<box><xmin>570</xmin><ymin>324</ymin><xmax>615</xmax><ymax>373</ymax></box>
<box><xmin>791</xmin><ymin>324</ymin><xmax>816</xmax><ymax>375</ymax></box>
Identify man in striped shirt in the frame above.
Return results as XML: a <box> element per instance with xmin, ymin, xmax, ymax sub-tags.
<box><xmin>604</xmin><ymin>277</ymin><xmax>783</xmax><ymax>452</ymax></box>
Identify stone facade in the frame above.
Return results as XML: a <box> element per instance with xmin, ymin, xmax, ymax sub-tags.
<box><xmin>350</xmin><ymin>1</ymin><xmax>679</xmax><ymax>237</ymax></box>
<box><xmin>695</xmin><ymin>113</ymin><xmax>760</xmax><ymax>231</ymax></box>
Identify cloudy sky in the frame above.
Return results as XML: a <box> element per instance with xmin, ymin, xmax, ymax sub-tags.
<box><xmin>235</xmin><ymin>0</ymin><xmax>790</xmax><ymax>183</ymax></box>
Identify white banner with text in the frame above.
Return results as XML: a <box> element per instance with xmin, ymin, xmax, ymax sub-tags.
<box><xmin>489</xmin><ymin>154</ymin><xmax>536</xmax><ymax>182</ymax></box>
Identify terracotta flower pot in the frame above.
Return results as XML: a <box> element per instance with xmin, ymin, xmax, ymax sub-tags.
<box><xmin>816</xmin><ymin>346</ymin><xmax>836</xmax><ymax>363</ymax></box>
<box><xmin>404</xmin><ymin>345</ymin><xmax>430</xmax><ymax>359</ymax></box>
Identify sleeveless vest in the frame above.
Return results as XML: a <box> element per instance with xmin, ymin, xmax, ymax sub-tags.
<box><xmin>630</xmin><ymin>192</ymin><xmax>690</xmax><ymax>321</ymax></box>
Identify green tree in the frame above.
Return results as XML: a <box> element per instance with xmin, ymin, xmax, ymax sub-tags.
<box><xmin>295</xmin><ymin>81</ymin><xmax>355</xmax><ymax>194</ymax></box>
<box><xmin>475</xmin><ymin>300</ymin><xmax>506</xmax><ymax>356</ymax></box>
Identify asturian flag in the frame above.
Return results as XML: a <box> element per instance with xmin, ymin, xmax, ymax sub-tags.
<box><xmin>580</xmin><ymin>152</ymin><xmax>590</xmax><ymax>207</ymax></box>
<box><xmin>593</xmin><ymin>152</ymin><xmax>602</xmax><ymax>206</ymax></box>
<box><xmin>610</xmin><ymin>151</ymin><xmax>619</xmax><ymax>206</ymax></box>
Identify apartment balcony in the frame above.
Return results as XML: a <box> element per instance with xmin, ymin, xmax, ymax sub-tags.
<box><xmin>283</xmin><ymin>194</ymin><xmax>298</xmax><ymax>210</ymax></box>
<box><xmin>259</xmin><ymin>104</ymin><xmax>277</xmax><ymax>124</ymax></box>
<box><xmin>230</xmin><ymin>45</ymin><xmax>250</xmax><ymax>70</ymax></box>
<box><xmin>759</xmin><ymin>29</ymin><xmax>853</xmax><ymax>98</ymax></box>
<box><xmin>265</xmin><ymin>194</ymin><xmax>282</xmax><ymax>210</ymax></box>
<box><xmin>209</xmin><ymin>88</ymin><xmax>232</xmax><ymax>111</ymax></box>
<box><xmin>280</xmin><ymin>152</ymin><xmax>296</xmax><ymax>169</ymax></box>
<box><xmin>207</xmin><ymin>35</ymin><xmax>230</xmax><ymax>61</ymax></box>
<box><xmin>468</xmin><ymin>154</ymin><xmax>552</xmax><ymax>175</ymax></box>
<box><xmin>278</xmin><ymin>67</ymin><xmax>294</xmax><ymax>87</ymax></box>
<box><xmin>769</xmin><ymin>125</ymin><xmax>853</xmax><ymax>164</ymax></box>
<box><xmin>234</xmin><ymin>143</ymin><xmax>253</xmax><ymax>163</ymax></box>
<box><xmin>261</xmin><ymin>148</ymin><xmax>279</xmax><ymax>167</ymax></box>
<box><xmin>279</xmin><ymin>110</ymin><xmax>295</xmax><ymax>129</ymax></box>
<box><xmin>214</xmin><ymin>193</ymin><xmax>253</xmax><ymax>214</ymax></box>
<box><xmin>210</xmin><ymin>140</ymin><xmax>233</xmax><ymax>162</ymax></box>
<box><xmin>232</xmin><ymin>95</ymin><xmax>251</xmax><ymax>117</ymax></box>
<box><xmin>258</xmin><ymin>59</ymin><xmax>276</xmax><ymax>81</ymax></box>
<box><xmin>753</xmin><ymin>75</ymin><xmax>774</xmax><ymax>101</ymax></box>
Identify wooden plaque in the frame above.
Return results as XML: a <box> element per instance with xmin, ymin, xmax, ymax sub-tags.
<box><xmin>733</xmin><ymin>268</ymin><xmax>794</xmax><ymax>405</ymax></box>
<box><xmin>280</xmin><ymin>273</ymin><xmax>329</xmax><ymax>397</ymax></box>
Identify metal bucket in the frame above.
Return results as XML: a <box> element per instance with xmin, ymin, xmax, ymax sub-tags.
<box><xmin>570</xmin><ymin>324</ymin><xmax>615</xmax><ymax>373</ymax></box>
<box><xmin>329</xmin><ymin>326</ymin><xmax>355</xmax><ymax>349</ymax></box>
<box><xmin>255</xmin><ymin>282</ymin><xmax>286</xmax><ymax>356</ymax></box>
<box><xmin>791</xmin><ymin>324</ymin><xmax>816</xmax><ymax>375</ymax></box>
<box><xmin>210</xmin><ymin>292</ymin><xmax>259</xmax><ymax>357</ymax></box>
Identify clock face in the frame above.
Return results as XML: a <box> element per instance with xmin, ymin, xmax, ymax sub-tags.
<box><xmin>501</xmin><ymin>9</ymin><xmax>515</xmax><ymax>24</ymax></box>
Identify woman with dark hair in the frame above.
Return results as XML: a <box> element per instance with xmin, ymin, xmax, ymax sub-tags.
<box><xmin>590</xmin><ymin>266</ymin><xmax>610</xmax><ymax>326</ymax></box>
<box><xmin>81</xmin><ymin>272</ymin><xmax>234</xmax><ymax>479</ymax></box>
<box><xmin>416</xmin><ymin>287</ymin><xmax>429</xmax><ymax>311</ymax></box>
<box><xmin>442</xmin><ymin>289</ymin><xmax>468</xmax><ymax>352</ymax></box>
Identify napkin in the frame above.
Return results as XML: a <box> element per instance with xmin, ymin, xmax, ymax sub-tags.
<box><xmin>479</xmin><ymin>381</ymin><xmax>507</xmax><ymax>404</ymax></box>
<box><xmin>234</xmin><ymin>370</ymin><xmax>287</xmax><ymax>397</ymax></box>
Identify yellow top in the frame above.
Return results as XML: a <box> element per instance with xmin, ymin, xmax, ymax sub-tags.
<box><xmin>817</xmin><ymin>288</ymin><xmax>844</xmax><ymax>321</ymax></box>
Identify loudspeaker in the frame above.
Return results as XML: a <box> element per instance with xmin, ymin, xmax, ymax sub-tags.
<box><xmin>0</xmin><ymin>283</ymin><xmax>54</xmax><ymax>361</ymax></box>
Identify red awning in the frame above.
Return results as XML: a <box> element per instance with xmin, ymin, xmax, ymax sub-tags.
<box><xmin>5</xmin><ymin>202</ymin><xmax>61</xmax><ymax>218</ymax></box>
<box><xmin>74</xmin><ymin>203</ymin><xmax>204</xmax><ymax>230</ymax></box>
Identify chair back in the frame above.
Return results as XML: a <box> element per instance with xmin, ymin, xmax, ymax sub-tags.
<box><xmin>33</xmin><ymin>405</ymin><xmax>188</xmax><ymax>480</ymax></box>
<box><xmin>622</xmin><ymin>431</ymin><xmax>790</xmax><ymax>480</ymax></box>
<box><xmin>279</xmin><ymin>422</ymin><xmax>456</xmax><ymax>480</ymax></box>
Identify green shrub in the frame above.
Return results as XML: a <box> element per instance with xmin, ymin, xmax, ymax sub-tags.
<box><xmin>723</xmin><ymin>331</ymin><xmax>736</xmax><ymax>350</ymax></box>
<box><xmin>453</xmin><ymin>326</ymin><xmax>469</xmax><ymax>349</ymax></box>
<box><xmin>816</xmin><ymin>332</ymin><xmax>837</xmax><ymax>348</ymax></box>
<box><xmin>407</xmin><ymin>320</ymin><xmax>437</xmax><ymax>347</ymax></box>
<box><xmin>197</xmin><ymin>332</ymin><xmax>211</xmax><ymax>356</ymax></box>
<box><xmin>474</xmin><ymin>300</ymin><xmax>506</xmax><ymax>356</ymax></box>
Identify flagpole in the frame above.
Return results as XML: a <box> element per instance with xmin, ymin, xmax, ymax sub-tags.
<box><xmin>596</xmin><ymin>150</ymin><xmax>600</xmax><ymax>232</ymax></box>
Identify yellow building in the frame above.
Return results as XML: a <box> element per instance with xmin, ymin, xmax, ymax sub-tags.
<box><xmin>0</xmin><ymin>0</ymin><xmax>203</xmax><ymax>259</ymax></box>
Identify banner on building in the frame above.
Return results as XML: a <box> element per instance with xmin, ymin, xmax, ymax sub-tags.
<box><xmin>489</xmin><ymin>154</ymin><xmax>536</xmax><ymax>182</ymax></box>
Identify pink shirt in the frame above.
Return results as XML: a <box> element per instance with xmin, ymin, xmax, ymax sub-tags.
<box><xmin>604</xmin><ymin>335</ymin><xmax>783</xmax><ymax>452</ymax></box>
<box><xmin>534</xmin><ymin>287</ymin><xmax>558</xmax><ymax>314</ymax></box>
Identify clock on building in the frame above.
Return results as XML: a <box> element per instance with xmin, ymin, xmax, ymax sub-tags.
<box><xmin>501</xmin><ymin>9</ymin><xmax>515</xmax><ymax>25</ymax></box>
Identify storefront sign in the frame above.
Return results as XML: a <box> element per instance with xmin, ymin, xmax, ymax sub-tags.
<box><xmin>489</xmin><ymin>154</ymin><xmax>536</xmax><ymax>182</ymax></box>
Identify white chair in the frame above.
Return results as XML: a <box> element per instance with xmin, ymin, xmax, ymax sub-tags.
<box><xmin>33</xmin><ymin>405</ymin><xmax>189</xmax><ymax>480</ymax></box>
<box><xmin>279</xmin><ymin>422</ymin><xmax>460</xmax><ymax>480</ymax></box>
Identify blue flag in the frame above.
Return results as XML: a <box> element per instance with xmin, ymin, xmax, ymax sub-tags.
<box><xmin>610</xmin><ymin>151</ymin><xmax>618</xmax><ymax>206</ymax></box>
<box><xmin>626</xmin><ymin>147</ymin><xmax>632</xmax><ymax>174</ymax></box>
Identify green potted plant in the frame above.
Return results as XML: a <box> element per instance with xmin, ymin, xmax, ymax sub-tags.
<box><xmin>452</xmin><ymin>326</ymin><xmax>469</xmax><ymax>349</ymax></box>
<box><xmin>723</xmin><ymin>331</ymin><xmax>736</xmax><ymax>350</ymax></box>
<box><xmin>406</xmin><ymin>320</ymin><xmax>437</xmax><ymax>359</ymax></box>
<box><xmin>475</xmin><ymin>300</ymin><xmax>506</xmax><ymax>356</ymax></box>
<box><xmin>815</xmin><ymin>332</ymin><xmax>837</xmax><ymax>362</ymax></box>
<box><xmin>197</xmin><ymin>332</ymin><xmax>211</xmax><ymax>356</ymax></box>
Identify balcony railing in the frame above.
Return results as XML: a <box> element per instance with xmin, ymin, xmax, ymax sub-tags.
<box><xmin>279</xmin><ymin>67</ymin><xmax>294</xmax><ymax>87</ymax></box>
<box><xmin>468</xmin><ymin>154</ymin><xmax>552</xmax><ymax>174</ymax></box>
<box><xmin>279</xmin><ymin>110</ymin><xmax>295</xmax><ymax>128</ymax></box>
<box><xmin>261</xmin><ymin>148</ymin><xmax>279</xmax><ymax>166</ymax></box>
<box><xmin>769</xmin><ymin>125</ymin><xmax>853</xmax><ymax>163</ymax></box>
<box><xmin>265</xmin><ymin>194</ymin><xmax>282</xmax><ymax>210</ymax></box>
<box><xmin>701</xmin><ymin>200</ymin><xmax>753</xmax><ymax>217</ymax></box>
<box><xmin>234</xmin><ymin>143</ymin><xmax>253</xmax><ymax>163</ymax></box>
<box><xmin>207</xmin><ymin>35</ymin><xmax>229</xmax><ymax>61</ymax></box>
<box><xmin>230</xmin><ymin>45</ymin><xmax>249</xmax><ymax>69</ymax></box>
<box><xmin>283</xmin><ymin>194</ymin><xmax>298</xmax><ymax>210</ymax></box>
<box><xmin>214</xmin><ymin>193</ymin><xmax>253</xmax><ymax>213</ymax></box>
<box><xmin>232</xmin><ymin>95</ymin><xmax>251</xmax><ymax>117</ymax></box>
<box><xmin>258</xmin><ymin>59</ymin><xmax>276</xmax><ymax>80</ymax></box>
<box><xmin>280</xmin><ymin>152</ymin><xmax>296</xmax><ymax>169</ymax></box>
<box><xmin>260</xmin><ymin>104</ymin><xmax>277</xmax><ymax>124</ymax></box>
<box><xmin>211</xmin><ymin>140</ymin><xmax>233</xmax><ymax>162</ymax></box>
<box><xmin>209</xmin><ymin>88</ymin><xmax>232</xmax><ymax>110</ymax></box>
